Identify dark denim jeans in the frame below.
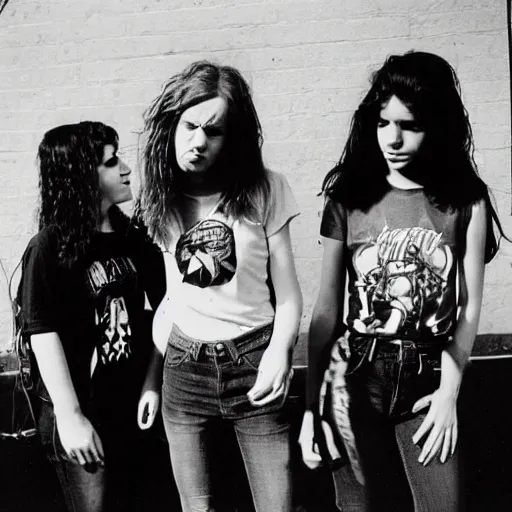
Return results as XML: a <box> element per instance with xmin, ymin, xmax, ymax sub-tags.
<box><xmin>345</xmin><ymin>336</ymin><xmax>460</xmax><ymax>512</ymax></box>
<box><xmin>162</xmin><ymin>323</ymin><xmax>292</xmax><ymax>512</ymax></box>
<box><xmin>43</xmin><ymin>402</ymin><xmax>150</xmax><ymax>512</ymax></box>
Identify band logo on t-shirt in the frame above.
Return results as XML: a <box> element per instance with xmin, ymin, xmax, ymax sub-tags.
<box><xmin>85</xmin><ymin>256</ymin><xmax>138</xmax><ymax>374</ymax></box>
<box><xmin>175</xmin><ymin>219</ymin><xmax>237</xmax><ymax>288</ymax></box>
<box><xmin>351</xmin><ymin>226</ymin><xmax>454</xmax><ymax>338</ymax></box>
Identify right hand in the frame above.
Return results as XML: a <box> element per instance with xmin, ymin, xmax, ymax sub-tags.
<box><xmin>137</xmin><ymin>389</ymin><xmax>160</xmax><ymax>430</ymax></box>
<box><xmin>55</xmin><ymin>410</ymin><xmax>104</xmax><ymax>466</ymax></box>
<box><xmin>299</xmin><ymin>410</ymin><xmax>322</xmax><ymax>470</ymax></box>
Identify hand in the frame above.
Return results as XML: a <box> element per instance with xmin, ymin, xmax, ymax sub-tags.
<box><xmin>412</xmin><ymin>389</ymin><xmax>458</xmax><ymax>465</ymax></box>
<box><xmin>137</xmin><ymin>389</ymin><xmax>160</xmax><ymax>430</ymax></box>
<box><xmin>55</xmin><ymin>410</ymin><xmax>104</xmax><ymax>466</ymax></box>
<box><xmin>299</xmin><ymin>411</ymin><xmax>322</xmax><ymax>470</ymax></box>
<box><xmin>247</xmin><ymin>346</ymin><xmax>292</xmax><ymax>407</ymax></box>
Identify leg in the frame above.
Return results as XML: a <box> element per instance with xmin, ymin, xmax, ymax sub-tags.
<box><xmin>234</xmin><ymin>410</ymin><xmax>292</xmax><ymax>512</ymax></box>
<box><xmin>162</xmin><ymin>405</ymin><xmax>218</xmax><ymax>512</ymax></box>
<box><xmin>395</xmin><ymin>414</ymin><xmax>460</xmax><ymax>512</ymax></box>
<box><xmin>347</xmin><ymin>366</ymin><xmax>414</xmax><ymax>512</ymax></box>
<box><xmin>50</xmin><ymin>458</ymin><xmax>106</xmax><ymax>512</ymax></box>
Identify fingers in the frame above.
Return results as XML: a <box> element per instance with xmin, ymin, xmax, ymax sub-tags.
<box><xmin>93</xmin><ymin>430</ymin><xmax>104</xmax><ymax>461</ymax></box>
<box><xmin>440</xmin><ymin>427</ymin><xmax>452</xmax><ymax>464</ymax></box>
<box><xmin>412</xmin><ymin>411</ymin><xmax>433</xmax><ymax>445</ymax></box>
<box><xmin>247</xmin><ymin>368</ymin><xmax>291</xmax><ymax>406</ymax></box>
<box><xmin>412</xmin><ymin>394</ymin><xmax>432</xmax><ymax>414</ymax></box>
<box><xmin>451</xmin><ymin>420</ymin><xmax>458</xmax><ymax>456</ymax></box>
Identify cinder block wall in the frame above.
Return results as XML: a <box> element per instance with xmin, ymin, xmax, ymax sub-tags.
<box><xmin>1</xmin><ymin>0</ymin><xmax>511</xmax><ymax>359</ymax></box>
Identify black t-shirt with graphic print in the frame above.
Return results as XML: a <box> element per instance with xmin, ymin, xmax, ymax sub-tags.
<box><xmin>19</xmin><ymin>225</ymin><xmax>165</xmax><ymax>442</ymax></box>
<box><xmin>321</xmin><ymin>186</ymin><xmax>462</xmax><ymax>341</ymax></box>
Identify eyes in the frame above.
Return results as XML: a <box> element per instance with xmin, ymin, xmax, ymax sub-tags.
<box><xmin>181</xmin><ymin>120</ymin><xmax>224</xmax><ymax>137</ymax></box>
<box><xmin>377</xmin><ymin>118</ymin><xmax>423</xmax><ymax>132</ymax></box>
<box><xmin>102</xmin><ymin>155</ymin><xmax>119</xmax><ymax>168</ymax></box>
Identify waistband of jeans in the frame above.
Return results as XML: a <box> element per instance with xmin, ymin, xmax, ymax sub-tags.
<box><xmin>348</xmin><ymin>332</ymin><xmax>450</xmax><ymax>354</ymax></box>
<box><xmin>168</xmin><ymin>322</ymin><xmax>273</xmax><ymax>361</ymax></box>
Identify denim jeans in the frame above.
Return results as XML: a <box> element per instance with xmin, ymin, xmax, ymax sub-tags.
<box><xmin>345</xmin><ymin>336</ymin><xmax>460</xmax><ymax>512</ymax></box>
<box><xmin>45</xmin><ymin>404</ymin><xmax>150</xmax><ymax>512</ymax></box>
<box><xmin>162</xmin><ymin>323</ymin><xmax>292</xmax><ymax>512</ymax></box>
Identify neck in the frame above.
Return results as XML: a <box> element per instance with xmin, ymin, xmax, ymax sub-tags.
<box><xmin>386</xmin><ymin>168</ymin><xmax>423</xmax><ymax>190</ymax></box>
<box><xmin>178</xmin><ymin>170</ymin><xmax>225</xmax><ymax>197</ymax></box>
<box><xmin>97</xmin><ymin>205</ymin><xmax>114</xmax><ymax>233</ymax></box>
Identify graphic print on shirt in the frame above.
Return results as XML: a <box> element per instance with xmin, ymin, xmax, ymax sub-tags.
<box><xmin>85</xmin><ymin>256</ymin><xmax>138</xmax><ymax>375</ymax></box>
<box><xmin>352</xmin><ymin>226</ymin><xmax>454</xmax><ymax>338</ymax></box>
<box><xmin>175</xmin><ymin>219</ymin><xmax>237</xmax><ymax>288</ymax></box>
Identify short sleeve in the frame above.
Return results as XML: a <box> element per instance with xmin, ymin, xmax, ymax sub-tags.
<box><xmin>320</xmin><ymin>198</ymin><xmax>346</xmax><ymax>242</ymax></box>
<box><xmin>264</xmin><ymin>171</ymin><xmax>300</xmax><ymax>237</ymax></box>
<box><xmin>19</xmin><ymin>231</ymin><xmax>60</xmax><ymax>336</ymax></box>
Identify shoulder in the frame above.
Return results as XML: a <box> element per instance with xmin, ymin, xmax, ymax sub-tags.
<box><xmin>23</xmin><ymin>226</ymin><xmax>60</xmax><ymax>259</ymax></box>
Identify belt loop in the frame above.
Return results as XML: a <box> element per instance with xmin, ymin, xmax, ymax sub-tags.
<box><xmin>189</xmin><ymin>341</ymin><xmax>202</xmax><ymax>361</ymax></box>
<box><xmin>368</xmin><ymin>338</ymin><xmax>377</xmax><ymax>362</ymax></box>
<box><xmin>418</xmin><ymin>352</ymin><xmax>423</xmax><ymax>374</ymax></box>
<box><xmin>222</xmin><ymin>340</ymin><xmax>241</xmax><ymax>362</ymax></box>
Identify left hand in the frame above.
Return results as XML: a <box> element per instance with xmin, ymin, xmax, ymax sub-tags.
<box><xmin>412</xmin><ymin>388</ymin><xmax>458</xmax><ymax>466</ymax></box>
<box><xmin>247</xmin><ymin>346</ymin><xmax>293</xmax><ymax>407</ymax></box>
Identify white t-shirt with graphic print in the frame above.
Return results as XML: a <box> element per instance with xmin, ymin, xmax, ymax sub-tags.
<box><xmin>157</xmin><ymin>170</ymin><xmax>300</xmax><ymax>342</ymax></box>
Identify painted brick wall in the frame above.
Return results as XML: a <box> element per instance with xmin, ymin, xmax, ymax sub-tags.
<box><xmin>1</xmin><ymin>0</ymin><xmax>511</xmax><ymax>359</ymax></box>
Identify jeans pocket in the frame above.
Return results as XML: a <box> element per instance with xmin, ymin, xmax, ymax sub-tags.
<box><xmin>345</xmin><ymin>339</ymin><xmax>371</xmax><ymax>376</ymax></box>
<box><xmin>242</xmin><ymin>344</ymin><xmax>266</xmax><ymax>371</ymax></box>
<box><xmin>164</xmin><ymin>344</ymin><xmax>190</xmax><ymax>368</ymax></box>
<box><xmin>389</xmin><ymin>353</ymin><xmax>441</xmax><ymax>419</ymax></box>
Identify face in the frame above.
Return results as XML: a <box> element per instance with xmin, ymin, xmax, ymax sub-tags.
<box><xmin>377</xmin><ymin>95</ymin><xmax>426</xmax><ymax>174</ymax></box>
<box><xmin>174</xmin><ymin>97</ymin><xmax>228</xmax><ymax>174</ymax></box>
<box><xmin>97</xmin><ymin>144</ymin><xmax>132</xmax><ymax>211</ymax></box>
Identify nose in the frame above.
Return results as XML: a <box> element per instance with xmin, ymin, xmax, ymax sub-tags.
<box><xmin>191</xmin><ymin>127</ymin><xmax>207</xmax><ymax>150</ymax></box>
<box><xmin>119</xmin><ymin>159</ymin><xmax>131</xmax><ymax>176</ymax></box>
<box><xmin>386</xmin><ymin>124</ymin><xmax>403</xmax><ymax>149</ymax></box>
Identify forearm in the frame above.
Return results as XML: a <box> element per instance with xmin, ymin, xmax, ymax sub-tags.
<box><xmin>440</xmin><ymin>302</ymin><xmax>482</xmax><ymax>397</ymax></box>
<box><xmin>142</xmin><ymin>346</ymin><xmax>163</xmax><ymax>392</ymax></box>
<box><xmin>268</xmin><ymin>292</ymin><xmax>303</xmax><ymax>355</ymax></box>
<box><xmin>31</xmin><ymin>332</ymin><xmax>81</xmax><ymax>417</ymax></box>
<box><xmin>305</xmin><ymin>306</ymin><xmax>340</xmax><ymax>412</ymax></box>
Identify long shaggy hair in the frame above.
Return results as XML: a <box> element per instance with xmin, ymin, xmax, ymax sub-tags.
<box><xmin>323</xmin><ymin>50</ymin><xmax>506</xmax><ymax>262</ymax></box>
<box><xmin>38</xmin><ymin>121</ymin><xmax>120</xmax><ymax>267</ymax></box>
<box><xmin>136</xmin><ymin>61</ymin><xmax>270</xmax><ymax>245</ymax></box>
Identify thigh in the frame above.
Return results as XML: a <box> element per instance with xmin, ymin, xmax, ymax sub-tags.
<box><xmin>395</xmin><ymin>415</ymin><xmax>460</xmax><ymax>512</ymax></box>
<box><xmin>347</xmin><ymin>369</ymin><xmax>414</xmax><ymax>512</ymax></box>
<box><xmin>234</xmin><ymin>410</ymin><xmax>292</xmax><ymax>512</ymax></box>
<box><xmin>162</xmin><ymin>405</ymin><xmax>217</xmax><ymax>512</ymax></box>
<box><xmin>50</xmin><ymin>458</ymin><xmax>106</xmax><ymax>512</ymax></box>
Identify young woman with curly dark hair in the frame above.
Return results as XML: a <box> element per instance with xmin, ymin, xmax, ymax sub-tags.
<box><xmin>18</xmin><ymin>121</ymin><xmax>165</xmax><ymax>512</ymax></box>
<box><xmin>137</xmin><ymin>61</ymin><xmax>302</xmax><ymax>512</ymax></box>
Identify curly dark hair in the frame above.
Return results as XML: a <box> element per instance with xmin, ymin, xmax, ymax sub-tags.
<box><xmin>37</xmin><ymin>121</ymin><xmax>119</xmax><ymax>267</ymax></box>
<box><xmin>322</xmin><ymin>50</ymin><xmax>506</xmax><ymax>262</ymax></box>
<box><xmin>136</xmin><ymin>60</ymin><xmax>270</xmax><ymax>245</ymax></box>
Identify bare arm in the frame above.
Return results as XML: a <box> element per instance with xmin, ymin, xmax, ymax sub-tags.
<box><xmin>300</xmin><ymin>236</ymin><xmax>346</xmax><ymax>468</ymax></box>
<box><xmin>413</xmin><ymin>200</ymin><xmax>486</xmax><ymax>464</ymax></box>
<box><xmin>31</xmin><ymin>332</ymin><xmax>104</xmax><ymax>465</ymax></box>
<box><xmin>247</xmin><ymin>223</ymin><xmax>303</xmax><ymax>405</ymax></box>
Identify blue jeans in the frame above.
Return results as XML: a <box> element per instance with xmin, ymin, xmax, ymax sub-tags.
<box><xmin>162</xmin><ymin>323</ymin><xmax>292</xmax><ymax>512</ymax></box>
<box><xmin>345</xmin><ymin>336</ymin><xmax>460</xmax><ymax>512</ymax></box>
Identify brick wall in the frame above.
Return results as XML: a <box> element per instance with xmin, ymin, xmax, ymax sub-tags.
<box><xmin>1</xmin><ymin>0</ymin><xmax>511</xmax><ymax>358</ymax></box>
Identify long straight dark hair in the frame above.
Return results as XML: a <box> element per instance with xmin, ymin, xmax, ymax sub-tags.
<box><xmin>323</xmin><ymin>51</ymin><xmax>507</xmax><ymax>262</ymax></box>
<box><xmin>136</xmin><ymin>61</ymin><xmax>270</xmax><ymax>245</ymax></box>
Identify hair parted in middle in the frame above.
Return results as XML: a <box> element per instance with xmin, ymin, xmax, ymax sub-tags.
<box><xmin>322</xmin><ymin>50</ymin><xmax>489</xmax><ymax>211</ymax></box>
<box><xmin>137</xmin><ymin>60</ymin><xmax>270</xmax><ymax>245</ymax></box>
<box><xmin>322</xmin><ymin>50</ymin><xmax>506</xmax><ymax>263</ymax></box>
